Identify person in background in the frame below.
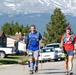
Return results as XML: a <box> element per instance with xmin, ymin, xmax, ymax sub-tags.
<box><xmin>25</xmin><ymin>24</ymin><xmax>43</xmax><ymax>74</ymax></box>
<box><xmin>60</xmin><ymin>26</ymin><xmax>76</xmax><ymax>75</ymax></box>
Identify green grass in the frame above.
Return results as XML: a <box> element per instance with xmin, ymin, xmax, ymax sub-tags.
<box><xmin>0</xmin><ymin>55</ymin><xmax>28</xmax><ymax>65</ymax></box>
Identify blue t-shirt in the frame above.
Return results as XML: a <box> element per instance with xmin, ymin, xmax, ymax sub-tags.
<box><xmin>26</xmin><ymin>31</ymin><xmax>42</xmax><ymax>51</ymax></box>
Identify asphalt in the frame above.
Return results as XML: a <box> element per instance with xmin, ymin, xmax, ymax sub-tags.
<box><xmin>0</xmin><ymin>58</ymin><xmax>76</xmax><ymax>75</ymax></box>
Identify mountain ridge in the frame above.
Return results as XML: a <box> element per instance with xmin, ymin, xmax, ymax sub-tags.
<box><xmin>0</xmin><ymin>0</ymin><xmax>76</xmax><ymax>16</ymax></box>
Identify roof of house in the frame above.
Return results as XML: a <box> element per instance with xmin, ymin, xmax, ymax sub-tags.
<box><xmin>0</xmin><ymin>31</ymin><xmax>6</xmax><ymax>37</ymax></box>
<box><xmin>7</xmin><ymin>35</ymin><xmax>20</xmax><ymax>41</ymax></box>
<box><xmin>0</xmin><ymin>31</ymin><xmax>24</xmax><ymax>41</ymax></box>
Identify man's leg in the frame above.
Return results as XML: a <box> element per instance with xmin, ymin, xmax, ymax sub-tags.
<box><xmin>28</xmin><ymin>51</ymin><xmax>34</xmax><ymax>74</ymax></box>
<box><xmin>34</xmin><ymin>50</ymin><xmax>39</xmax><ymax>72</ymax></box>
<box><xmin>29</xmin><ymin>58</ymin><xmax>33</xmax><ymax>70</ymax></box>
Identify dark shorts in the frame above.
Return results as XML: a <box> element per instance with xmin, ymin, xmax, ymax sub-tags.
<box><xmin>64</xmin><ymin>50</ymin><xmax>74</xmax><ymax>58</ymax></box>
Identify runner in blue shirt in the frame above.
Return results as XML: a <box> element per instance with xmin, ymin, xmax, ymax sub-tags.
<box><xmin>25</xmin><ymin>24</ymin><xmax>43</xmax><ymax>74</ymax></box>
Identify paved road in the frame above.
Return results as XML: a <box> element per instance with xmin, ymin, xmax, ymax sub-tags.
<box><xmin>0</xmin><ymin>58</ymin><xmax>76</xmax><ymax>75</ymax></box>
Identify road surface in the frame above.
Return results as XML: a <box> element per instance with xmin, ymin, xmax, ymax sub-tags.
<box><xmin>0</xmin><ymin>58</ymin><xmax>76</xmax><ymax>75</ymax></box>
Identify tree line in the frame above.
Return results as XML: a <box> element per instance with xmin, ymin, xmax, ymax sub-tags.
<box><xmin>1</xmin><ymin>21</ymin><xmax>30</xmax><ymax>36</ymax></box>
<box><xmin>1</xmin><ymin>8</ymin><xmax>70</xmax><ymax>45</ymax></box>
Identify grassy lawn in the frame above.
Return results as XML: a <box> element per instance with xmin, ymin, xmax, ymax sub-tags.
<box><xmin>0</xmin><ymin>55</ymin><xmax>28</xmax><ymax>65</ymax></box>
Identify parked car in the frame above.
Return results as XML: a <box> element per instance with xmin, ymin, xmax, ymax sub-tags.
<box><xmin>46</xmin><ymin>43</ymin><xmax>60</xmax><ymax>49</ymax></box>
<box><xmin>39</xmin><ymin>47</ymin><xmax>58</xmax><ymax>62</ymax></box>
<box><xmin>55</xmin><ymin>50</ymin><xmax>64</xmax><ymax>60</ymax></box>
<box><xmin>45</xmin><ymin>43</ymin><xmax>64</xmax><ymax>60</ymax></box>
<box><xmin>0</xmin><ymin>47</ymin><xmax>16</xmax><ymax>58</ymax></box>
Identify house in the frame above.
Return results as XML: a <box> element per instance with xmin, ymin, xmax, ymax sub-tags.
<box><xmin>7</xmin><ymin>32</ymin><xmax>26</xmax><ymax>52</ymax></box>
<box><xmin>7</xmin><ymin>32</ymin><xmax>22</xmax><ymax>49</ymax></box>
<box><xmin>0</xmin><ymin>31</ymin><xmax>7</xmax><ymax>47</ymax></box>
<box><xmin>7</xmin><ymin>36</ymin><xmax>19</xmax><ymax>47</ymax></box>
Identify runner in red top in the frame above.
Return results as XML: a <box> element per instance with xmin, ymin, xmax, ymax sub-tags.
<box><xmin>60</xmin><ymin>26</ymin><xmax>76</xmax><ymax>75</ymax></box>
<box><xmin>61</xmin><ymin>34</ymin><xmax>74</xmax><ymax>50</ymax></box>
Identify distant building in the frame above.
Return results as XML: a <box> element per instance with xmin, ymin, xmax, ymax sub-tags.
<box><xmin>7</xmin><ymin>36</ymin><xmax>19</xmax><ymax>47</ymax></box>
<box><xmin>7</xmin><ymin>32</ymin><xmax>26</xmax><ymax>52</ymax></box>
<box><xmin>7</xmin><ymin>32</ymin><xmax>22</xmax><ymax>49</ymax></box>
<box><xmin>0</xmin><ymin>31</ymin><xmax>7</xmax><ymax>47</ymax></box>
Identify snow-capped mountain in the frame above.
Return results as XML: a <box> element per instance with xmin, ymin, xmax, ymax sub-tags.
<box><xmin>0</xmin><ymin>0</ymin><xmax>76</xmax><ymax>16</ymax></box>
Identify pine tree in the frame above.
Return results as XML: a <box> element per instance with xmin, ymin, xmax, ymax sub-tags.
<box><xmin>22</xmin><ymin>25</ymin><xmax>30</xmax><ymax>36</ymax></box>
<box><xmin>2</xmin><ymin>22</ymin><xmax>11</xmax><ymax>35</ymax></box>
<box><xmin>10</xmin><ymin>20</ymin><xmax>15</xmax><ymax>35</ymax></box>
<box><xmin>43</xmin><ymin>8</ymin><xmax>69</xmax><ymax>45</ymax></box>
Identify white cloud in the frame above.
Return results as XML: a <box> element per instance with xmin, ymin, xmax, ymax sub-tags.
<box><xmin>74</xmin><ymin>0</ymin><xmax>76</xmax><ymax>2</ymax></box>
<box><xmin>6</xmin><ymin>0</ymin><xmax>11</xmax><ymax>1</ymax></box>
<box><xmin>63</xmin><ymin>0</ymin><xmax>66</xmax><ymax>3</ymax></box>
<box><xmin>44</xmin><ymin>0</ymin><xmax>50</xmax><ymax>6</ymax></box>
<box><xmin>38</xmin><ymin>0</ymin><xmax>44</xmax><ymax>4</ymax></box>
<box><xmin>4</xmin><ymin>2</ymin><xmax>16</xmax><ymax>7</ymax></box>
